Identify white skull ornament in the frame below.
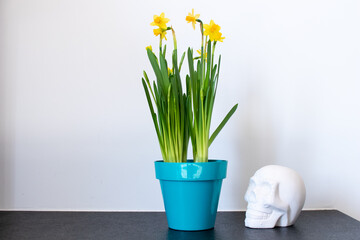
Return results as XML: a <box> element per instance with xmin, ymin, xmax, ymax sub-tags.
<box><xmin>244</xmin><ymin>165</ymin><xmax>306</xmax><ymax>228</ymax></box>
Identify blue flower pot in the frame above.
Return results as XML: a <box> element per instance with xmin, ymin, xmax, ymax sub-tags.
<box><xmin>154</xmin><ymin>160</ymin><xmax>228</xmax><ymax>231</ymax></box>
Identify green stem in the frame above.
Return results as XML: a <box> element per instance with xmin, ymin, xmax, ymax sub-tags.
<box><xmin>159</xmin><ymin>37</ymin><xmax>162</xmax><ymax>55</ymax></box>
<box><xmin>171</xmin><ymin>27</ymin><xmax>177</xmax><ymax>50</ymax></box>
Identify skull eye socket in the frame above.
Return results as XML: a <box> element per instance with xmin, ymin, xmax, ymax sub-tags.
<box><xmin>245</xmin><ymin>179</ymin><xmax>256</xmax><ymax>202</ymax></box>
<box><xmin>249</xmin><ymin>179</ymin><xmax>255</xmax><ymax>188</ymax></box>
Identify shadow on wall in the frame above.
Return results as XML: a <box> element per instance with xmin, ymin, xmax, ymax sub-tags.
<box><xmin>235</xmin><ymin>78</ymin><xmax>279</xmax><ymax>205</ymax></box>
<box><xmin>0</xmin><ymin>3</ymin><xmax>15</xmax><ymax>209</ymax></box>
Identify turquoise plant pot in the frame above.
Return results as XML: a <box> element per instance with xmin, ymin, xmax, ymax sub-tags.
<box><xmin>155</xmin><ymin>160</ymin><xmax>228</xmax><ymax>231</ymax></box>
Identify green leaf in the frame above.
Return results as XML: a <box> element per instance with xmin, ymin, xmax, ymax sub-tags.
<box><xmin>159</xmin><ymin>52</ymin><xmax>169</xmax><ymax>89</ymax></box>
<box><xmin>214</xmin><ymin>55</ymin><xmax>221</xmax><ymax>94</ymax></box>
<box><xmin>179</xmin><ymin>51</ymin><xmax>186</xmax><ymax>72</ymax></box>
<box><xmin>142</xmin><ymin>78</ymin><xmax>163</xmax><ymax>149</ymax></box>
<box><xmin>208</xmin><ymin>104</ymin><xmax>238</xmax><ymax>146</ymax></box>
<box><xmin>172</xmin><ymin>49</ymin><xmax>182</xmax><ymax>96</ymax></box>
<box><xmin>143</xmin><ymin>71</ymin><xmax>155</xmax><ymax>101</ymax></box>
<box><xmin>147</xmin><ymin>49</ymin><xmax>166</xmax><ymax>95</ymax></box>
<box><xmin>162</xmin><ymin>44</ymin><xmax>167</xmax><ymax>57</ymax></box>
<box><xmin>205</xmin><ymin>41</ymin><xmax>212</xmax><ymax>90</ymax></box>
<box><xmin>187</xmin><ymin>48</ymin><xmax>196</xmax><ymax>82</ymax></box>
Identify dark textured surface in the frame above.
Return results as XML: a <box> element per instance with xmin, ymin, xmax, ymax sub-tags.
<box><xmin>0</xmin><ymin>210</ymin><xmax>359</xmax><ymax>240</ymax></box>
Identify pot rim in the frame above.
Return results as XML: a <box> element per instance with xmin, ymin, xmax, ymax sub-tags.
<box><xmin>154</xmin><ymin>159</ymin><xmax>228</xmax><ymax>181</ymax></box>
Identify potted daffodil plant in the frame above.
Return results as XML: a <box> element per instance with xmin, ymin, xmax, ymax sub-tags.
<box><xmin>142</xmin><ymin>9</ymin><xmax>238</xmax><ymax>231</ymax></box>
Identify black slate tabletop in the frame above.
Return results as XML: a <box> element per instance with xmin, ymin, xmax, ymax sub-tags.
<box><xmin>0</xmin><ymin>210</ymin><xmax>359</xmax><ymax>240</ymax></box>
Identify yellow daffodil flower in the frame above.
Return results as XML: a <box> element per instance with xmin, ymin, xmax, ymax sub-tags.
<box><xmin>168</xmin><ymin>67</ymin><xmax>173</xmax><ymax>75</ymax></box>
<box><xmin>203</xmin><ymin>20</ymin><xmax>224</xmax><ymax>42</ymax></box>
<box><xmin>186</xmin><ymin>9</ymin><xmax>200</xmax><ymax>30</ymax></box>
<box><xmin>146</xmin><ymin>45</ymin><xmax>152</xmax><ymax>51</ymax></box>
<box><xmin>150</xmin><ymin>13</ymin><xmax>170</xmax><ymax>29</ymax></box>
<box><xmin>197</xmin><ymin>49</ymin><xmax>207</xmax><ymax>60</ymax></box>
<box><xmin>153</xmin><ymin>28</ymin><xmax>167</xmax><ymax>40</ymax></box>
<box><xmin>214</xmin><ymin>32</ymin><xmax>225</xmax><ymax>42</ymax></box>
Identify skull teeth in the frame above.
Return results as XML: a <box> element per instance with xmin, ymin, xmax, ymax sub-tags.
<box><xmin>246</xmin><ymin>209</ymin><xmax>271</xmax><ymax>220</ymax></box>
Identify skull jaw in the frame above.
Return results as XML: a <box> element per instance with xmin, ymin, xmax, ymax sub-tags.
<box><xmin>245</xmin><ymin>209</ymin><xmax>285</xmax><ymax>228</ymax></box>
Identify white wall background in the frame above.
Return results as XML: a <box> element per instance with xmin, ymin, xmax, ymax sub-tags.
<box><xmin>1</xmin><ymin>0</ymin><xmax>360</xmax><ymax>220</ymax></box>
